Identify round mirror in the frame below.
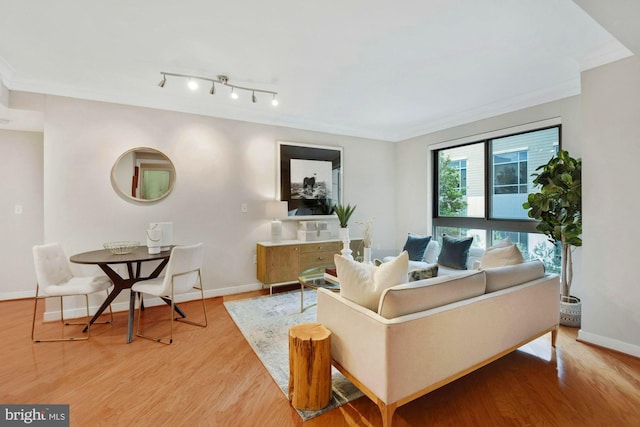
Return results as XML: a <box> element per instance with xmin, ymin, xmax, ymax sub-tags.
<box><xmin>111</xmin><ymin>147</ymin><xmax>176</xmax><ymax>202</ymax></box>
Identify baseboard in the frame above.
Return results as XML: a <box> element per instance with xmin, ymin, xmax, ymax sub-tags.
<box><xmin>41</xmin><ymin>282</ymin><xmax>265</xmax><ymax>321</ymax></box>
<box><xmin>0</xmin><ymin>290</ymin><xmax>35</xmax><ymax>301</ymax></box>
<box><xmin>577</xmin><ymin>330</ymin><xmax>640</xmax><ymax>358</ymax></box>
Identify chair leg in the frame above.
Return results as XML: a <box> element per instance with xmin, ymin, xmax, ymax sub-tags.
<box><xmin>63</xmin><ymin>289</ymin><xmax>113</xmax><ymax>326</ymax></box>
<box><xmin>175</xmin><ymin>286</ymin><xmax>208</xmax><ymax>328</ymax></box>
<box><xmin>136</xmin><ymin>270</ymin><xmax>208</xmax><ymax>345</ymax></box>
<box><xmin>31</xmin><ymin>285</ymin><xmax>90</xmax><ymax>343</ymax></box>
<box><xmin>135</xmin><ymin>293</ymin><xmax>173</xmax><ymax>345</ymax></box>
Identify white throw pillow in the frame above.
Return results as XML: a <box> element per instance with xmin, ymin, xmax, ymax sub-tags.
<box><xmin>490</xmin><ymin>236</ymin><xmax>513</xmax><ymax>249</ymax></box>
<box><xmin>479</xmin><ymin>244</ymin><xmax>524</xmax><ymax>268</ymax></box>
<box><xmin>423</xmin><ymin>239</ymin><xmax>440</xmax><ymax>264</ymax></box>
<box><xmin>336</xmin><ymin>251</ymin><xmax>409</xmax><ymax>311</ymax></box>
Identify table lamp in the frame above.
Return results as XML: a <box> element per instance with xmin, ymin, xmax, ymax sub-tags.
<box><xmin>266</xmin><ymin>201</ymin><xmax>288</xmax><ymax>243</ymax></box>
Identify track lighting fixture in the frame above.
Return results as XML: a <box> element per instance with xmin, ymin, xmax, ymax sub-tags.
<box><xmin>158</xmin><ymin>72</ymin><xmax>278</xmax><ymax>106</ymax></box>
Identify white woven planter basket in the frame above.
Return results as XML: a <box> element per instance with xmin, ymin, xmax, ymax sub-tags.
<box><xmin>560</xmin><ymin>296</ymin><xmax>581</xmax><ymax>328</ymax></box>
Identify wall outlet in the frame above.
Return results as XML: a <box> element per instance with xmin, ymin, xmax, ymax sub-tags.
<box><xmin>14</xmin><ymin>205</ymin><xmax>23</xmax><ymax>215</ymax></box>
<box><xmin>253</xmin><ymin>254</ymin><xmax>257</xmax><ymax>264</ymax></box>
<box><xmin>241</xmin><ymin>203</ymin><xmax>248</xmax><ymax>213</ymax></box>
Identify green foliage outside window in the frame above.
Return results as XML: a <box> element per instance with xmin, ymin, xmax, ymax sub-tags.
<box><xmin>439</xmin><ymin>155</ymin><xmax>467</xmax><ymax>216</ymax></box>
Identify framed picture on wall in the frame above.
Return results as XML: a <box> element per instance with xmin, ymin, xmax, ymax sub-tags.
<box><xmin>277</xmin><ymin>141</ymin><xmax>343</xmax><ymax>219</ymax></box>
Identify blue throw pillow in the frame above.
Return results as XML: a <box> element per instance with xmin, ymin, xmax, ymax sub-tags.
<box><xmin>402</xmin><ymin>234</ymin><xmax>432</xmax><ymax>262</ymax></box>
<box><xmin>438</xmin><ymin>235</ymin><xmax>473</xmax><ymax>269</ymax></box>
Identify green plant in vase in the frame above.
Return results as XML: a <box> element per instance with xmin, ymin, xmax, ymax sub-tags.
<box><xmin>333</xmin><ymin>203</ymin><xmax>356</xmax><ymax>259</ymax></box>
<box><xmin>333</xmin><ymin>203</ymin><xmax>357</xmax><ymax>228</ymax></box>
<box><xmin>523</xmin><ymin>149</ymin><xmax>582</xmax><ymax>326</ymax></box>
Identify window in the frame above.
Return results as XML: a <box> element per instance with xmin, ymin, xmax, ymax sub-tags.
<box><xmin>433</xmin><ymin>125</ymin><xmax>561</xmax><ymax>270</ymax></box>
<box><xmin>450</xmin><ymin>159</ymin><xmax>467</xmax><ymax>196</ymax></box>
<box><xmin>493</xmin><ymin>150</ymin><xmax>527</xmax><ymax>195</ymax></box>
<box><xmin>437</xmin><ymin>144</ymin><xmax>483</xmax><ymax>218</ymax></box>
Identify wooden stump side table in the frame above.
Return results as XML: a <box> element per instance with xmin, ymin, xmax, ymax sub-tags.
<box><xmin>288</xmin><ymin>322</ymin><xmax>332</xmax><ymax>410</ymax></box>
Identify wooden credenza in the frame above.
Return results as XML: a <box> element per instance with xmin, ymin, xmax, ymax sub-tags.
<box><xmin>257</xmin><ymin>239</ymin><xmax>362</xmax><ymax>291</ymax></box>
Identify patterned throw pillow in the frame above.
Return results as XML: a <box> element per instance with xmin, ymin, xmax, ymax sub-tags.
<box><xmin>408</xmin><ymin>265</ymin><xmax>439</xmax><ymax>281</ymax></box>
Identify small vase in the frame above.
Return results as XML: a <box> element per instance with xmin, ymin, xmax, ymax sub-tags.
<box><xmin>363</xmin><ymin>247</ymin><xmax>373</xmax><ymax>264</ymax></box>
<box><xmin>338</xmin><ymin>227</ymin><xmax>349</xmax><ymax>240</ymax></box>
<box><xmin>338</xmin><ymin>227</ymin><xmax>353</xmax><ymax>260</ymax></box>
<box><xmin>146</xmin><ymin>228</ymin><xmax>162</xmax><ymax>255</ymax></box>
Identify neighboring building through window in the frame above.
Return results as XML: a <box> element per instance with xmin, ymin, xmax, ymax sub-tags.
<box><xmin>432</xmin><ymin>125</ymin><xmax>561</xmax><ymax>271</ymax></box>
<box><xmin>450</xmin><ymin>159</ymin><xmax>467</xmax><ymax>196</ymax></box>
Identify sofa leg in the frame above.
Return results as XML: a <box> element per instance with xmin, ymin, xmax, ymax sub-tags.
<box><xmin>378</xmin><ymin>401</ymin><xmax>397</xmax><ymax>427</ymax></box>
<box><xmin>551</xmin><ymin>325</ymin><xmax>559</xmax><ymax>348</ymax></box>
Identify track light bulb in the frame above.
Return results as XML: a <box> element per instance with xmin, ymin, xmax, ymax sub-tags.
<box><xmin>231</xmin><ymin>88</ymin><xmax>239</xmax><ymax>99</ymax></box>
<box><xmin>188</xmin><ymin>79</ymin><xmax>198</xmax><ymax>90</ymax></box>
<box><xmin>271</xmin><ymin>95</ymin><xmax>279</xmax><ymax>106</ymax></box>
<box><xmin>158</xmin><ymin>76</ymin><xmax>166</xmax><ymax>88</ymax></box>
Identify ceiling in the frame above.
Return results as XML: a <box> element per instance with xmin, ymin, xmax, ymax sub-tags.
<box><xmin>0</xmin><ymin>0</ymin><xmax>634</xmax><ymax>141</ymax></box>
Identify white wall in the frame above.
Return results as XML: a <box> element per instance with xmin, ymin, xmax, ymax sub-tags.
<box><xmin>39</xmin><ymin>95</ymin><xmax>395</xmax><ymax>311</ymax></box>
<box><xmin>579</xmin><ymin>55</ymin><xmax>640</xmax><ymax>356</ymax></box>
<box><xmin>0</xmin><ymin>130</ymin><xmax>44</xmax><ymax>298</ymax></box>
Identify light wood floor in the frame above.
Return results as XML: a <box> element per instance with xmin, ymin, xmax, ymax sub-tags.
<box><xmin>3</xmin><ymin>291</ymin><xmax>640</xmax><ymax>426</ymax></box>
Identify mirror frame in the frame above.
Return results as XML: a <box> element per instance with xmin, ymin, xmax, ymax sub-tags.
<box><xmin>111</xmin><ymin>147</ymin><xmax>176</xmax><ymax>203</ymax></box>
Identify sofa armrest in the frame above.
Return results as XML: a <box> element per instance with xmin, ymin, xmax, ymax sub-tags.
<box><xmin>317</xmin><ymin>288</ymin><xmax>391</xmax><ymax>400</ymax></box>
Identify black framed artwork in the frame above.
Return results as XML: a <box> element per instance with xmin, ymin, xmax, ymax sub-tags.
<box><xmin>277</xmin><ymin>141</ymin><xmax>343</xmax><ymax>218</ymax></box>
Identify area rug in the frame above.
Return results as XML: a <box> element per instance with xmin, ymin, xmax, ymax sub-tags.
<box><xmin>223</xmin><ymin>289</ymin><xmax>364</xmax><ymax>420</ymax></box>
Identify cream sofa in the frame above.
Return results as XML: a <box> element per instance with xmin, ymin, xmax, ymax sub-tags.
<box><xmin>317</xmin><ymin>260</ymin><xmax>560</xmax><ymax>427</ymax></box>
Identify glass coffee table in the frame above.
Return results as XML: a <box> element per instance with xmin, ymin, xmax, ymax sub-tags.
<box><xmin>298</xmin><ymin>265</ymin><xmax>340</xmax><ymax>313</ymax></box>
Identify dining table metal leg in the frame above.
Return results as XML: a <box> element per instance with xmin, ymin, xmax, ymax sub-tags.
<box><xmin>128</xmin><ymin>290</ymin><xmax>136</xmax><ymax>343</ymax></box>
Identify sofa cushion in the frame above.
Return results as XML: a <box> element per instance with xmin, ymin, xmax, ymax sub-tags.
<box><xmin>408</xmin><ymin>265</ymin><xmax>439</xmax><ymax>281</ymax></box>
<box><xmin>479</xmin><ymin>244</ymin><xmax>524</xmax><ymax>269</ymax></box>
<box><xmin>378</xmin><ymin>270</ymin><xmax>486</xmax><ymax>318</ymax></box>
<box><xmin>402</xmin><ymin>234</ymin><xmax>432</xmax><ymax>261</ymax></box>
<box><xmin>336</xmin><ymin>251</ymin><xmax>408</xmax><ymax>311</ymax></box>
<box><xmin>484</xmin><ymin>260</ymin><xmax>545</xmax><ymax>293</ymax></box>
<box><xmin>437</xmin><ymin>235</ymin><xmax>473</xmax><ymax>270</ymax></box>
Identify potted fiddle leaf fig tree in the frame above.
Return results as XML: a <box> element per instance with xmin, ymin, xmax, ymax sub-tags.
<box><xmin>523</xmin><ymin>149</ymin><xmax>582</xmax><ymax>327</ymax></box>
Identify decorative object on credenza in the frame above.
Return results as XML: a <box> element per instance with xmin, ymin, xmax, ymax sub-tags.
<box><xmin>523</xmin><ymin>149</ymin><xmax>582</xmax><ymax>327</ymax></box>
<box><xmin>356</xmin><ymin>217</ymin><xmax>375</xmax><ymax>264</ymax></box>
<box><xmin>265</xmin><ymin>200</ymin><xmax>288</xmax><ymax>243</ymax></box>
<box><xmin>103</xmin><ymin>241</ymin><xmax>140</xmax><ymax>255</ymax></box>
<box><xmin>146</xmin><ymin>225</ymin><xmax>162</xmax><ymax>254</ymax></box>
<box><xmin>158</xmin><ymin>72</ymin><xmax>279</xmax><ymax>106</ymax></box>
<box><xmin>297</xmin><ymin>221</ymin><xmax>331</xmax><ymax>241</ymax></box>
<box><xmin>333</xmin><ymin>203</ymin><xmax>356</xmax><ymax>260</ymax></box>
<box><xmin>277</xmin><ymin>141</ymin><xmax>343</xmax><ymax>218</ymax></box>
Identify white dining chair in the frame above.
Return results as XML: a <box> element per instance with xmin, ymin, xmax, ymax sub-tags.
<box><xmin>131</xmin><ymin>243</ymin><xmax>207</xmax><ymax>344</ymax></box>
<box><xmin>32</xmin><ymin>243</ymin><xmax>113</xmax><ymax>342</ymax></box>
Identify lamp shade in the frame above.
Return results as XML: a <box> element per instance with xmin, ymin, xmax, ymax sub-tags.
<box><xmin>265</xmin><ymin>201</ymin><xmax>288</xmax><ymax>219</ymax></box>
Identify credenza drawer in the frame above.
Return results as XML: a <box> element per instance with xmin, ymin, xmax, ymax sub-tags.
<box><xmin>299</xmin><ymin>242</ymin><xmax>342</xmax><ymax>254</ymax></box>
<box><xmin>300</xmin><ymin>251</ymin><xmax>337</xmax><ymax>269</ymax></box>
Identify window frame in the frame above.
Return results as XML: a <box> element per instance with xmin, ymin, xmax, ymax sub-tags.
<box><xmin>432</xmin><ymin>124</ymin><xmax>562</xmax><ymax>244</ymax></box>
